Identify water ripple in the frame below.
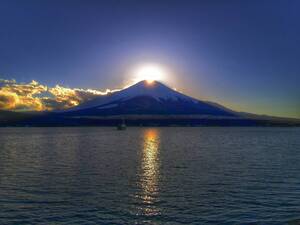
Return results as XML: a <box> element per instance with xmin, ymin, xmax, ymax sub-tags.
<box><xmin>0</xmin><ymin>127</ymin><xmax>299</xmax><ymax>224</ymax></box>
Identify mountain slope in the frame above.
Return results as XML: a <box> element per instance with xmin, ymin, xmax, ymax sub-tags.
<box><xmin>63</xmin><ymin>80</ymin><xmax>237</xmax><ymax>117</ymax></box>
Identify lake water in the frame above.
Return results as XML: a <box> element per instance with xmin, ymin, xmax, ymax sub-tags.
<box><xmin>0</xmin><ymin>127</ymin><xmax>299</xmax><ymax>224</ymax></box>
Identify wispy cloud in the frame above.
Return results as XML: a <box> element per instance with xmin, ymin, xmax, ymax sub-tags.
<box><xmin>0</xmin><ymin>79</ymin><xmax>120</xmax><ymax>111</ymax></box>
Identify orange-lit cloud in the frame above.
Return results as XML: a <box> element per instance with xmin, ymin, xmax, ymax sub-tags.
<box><xmin>0</xmin><ymin>79</ymin><xmax>120</xmax><ymax>111</ymax></box>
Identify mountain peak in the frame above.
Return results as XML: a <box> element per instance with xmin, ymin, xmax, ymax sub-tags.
<box><xmin>132</xmin><ymin>80</ymin><xmax>165</xmax><ymax>89</ymax></box>
<box><xmin>121</xmin><ymin>79</ymin><xmax>186</xmax><ymax>100</ymax></box>
<box><xmin>69</xmin><ymin>80</ymin><xmax>194</xmax><ymax>111</ymax></box>
<box><xmin>66</xmin><ymin>80</ymin><xmax>235</xmax><ymax>118</ymax></box>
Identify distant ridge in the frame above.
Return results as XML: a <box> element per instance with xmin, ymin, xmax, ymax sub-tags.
<box><xmin>0</xmin><ymin>81</ymin><xmax>299</xmax><ymax>126</ymax></box>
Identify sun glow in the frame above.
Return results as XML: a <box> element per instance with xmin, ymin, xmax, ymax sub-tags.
<box><xmin>133</xmin><ymin>64</ymin><xmax>166</xmax><ymax>84</ymax></box>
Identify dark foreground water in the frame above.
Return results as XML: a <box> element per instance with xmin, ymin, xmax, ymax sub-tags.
<box><xmin>0</xmin><ymin>127</ymin><xmax>299</xmax><ymax>225</ymax></box>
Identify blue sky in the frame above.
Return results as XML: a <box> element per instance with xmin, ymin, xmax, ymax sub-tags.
<box><xmin>0</xmin><ymin>0</ymin><xmax>299</xmax><ymax>118</ymax></box>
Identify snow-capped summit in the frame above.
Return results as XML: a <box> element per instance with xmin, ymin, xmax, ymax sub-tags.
<box><xmin>107</xmin><ymin>80</ymin><xmax>197</xmax><ymax>102</ymax></box>
<box><xmin>116</xmin><ymin>80</ymin><xmax>192</xmax><ymax>101</ymax></box>
<box><xmin>64</xmin><ymin>80</ymin><xmax>237</xmax><ymax>117</ymax></box>
<box><xmin>70</xmin><ymin>80</ymin><xmax>194</xmax><ymax>111</ymax></box>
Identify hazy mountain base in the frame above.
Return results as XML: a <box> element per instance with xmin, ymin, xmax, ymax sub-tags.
<box><xmin>0</xmin><ymin>111</ymin><xmax>299</xmax><ymax>127</ymax></box>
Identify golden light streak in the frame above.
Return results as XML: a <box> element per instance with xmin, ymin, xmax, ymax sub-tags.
<box><xmin>137</xmin><ymin>128</ymin><xmax>161</xmax><ymax>216</ymax></box>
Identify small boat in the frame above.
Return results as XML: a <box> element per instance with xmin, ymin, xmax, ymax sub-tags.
<box><xmin>117</xmin><ymin>119</ymin><xmax>126</xmax><ymax>130</ymax></box>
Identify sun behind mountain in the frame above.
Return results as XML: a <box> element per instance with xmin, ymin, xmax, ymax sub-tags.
<box><xmin>133</xmin><ymin>64</ymin><xmax>166</xmax><ymax>84</ymax></box>
<box><xmin>146</xmin><ymin>79</ymin><xmax>155</xmax><ymax>84</ymax></box>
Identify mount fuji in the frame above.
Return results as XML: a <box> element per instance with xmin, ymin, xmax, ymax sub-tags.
<box><xmin>1</xmin><ymin>80</ymin><xmax>299</xmax><ymax>126</ymax></box>
<box><xmin>63</xmin><ymin>80</ymin><xmax>236</xmax><ymax>117</ymax></box>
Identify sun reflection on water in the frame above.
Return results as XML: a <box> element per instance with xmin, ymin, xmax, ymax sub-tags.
<box><xmin>137</xmin><ymin>128</ymin><xmax>161</xmax><ymax>216</ymax></box>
